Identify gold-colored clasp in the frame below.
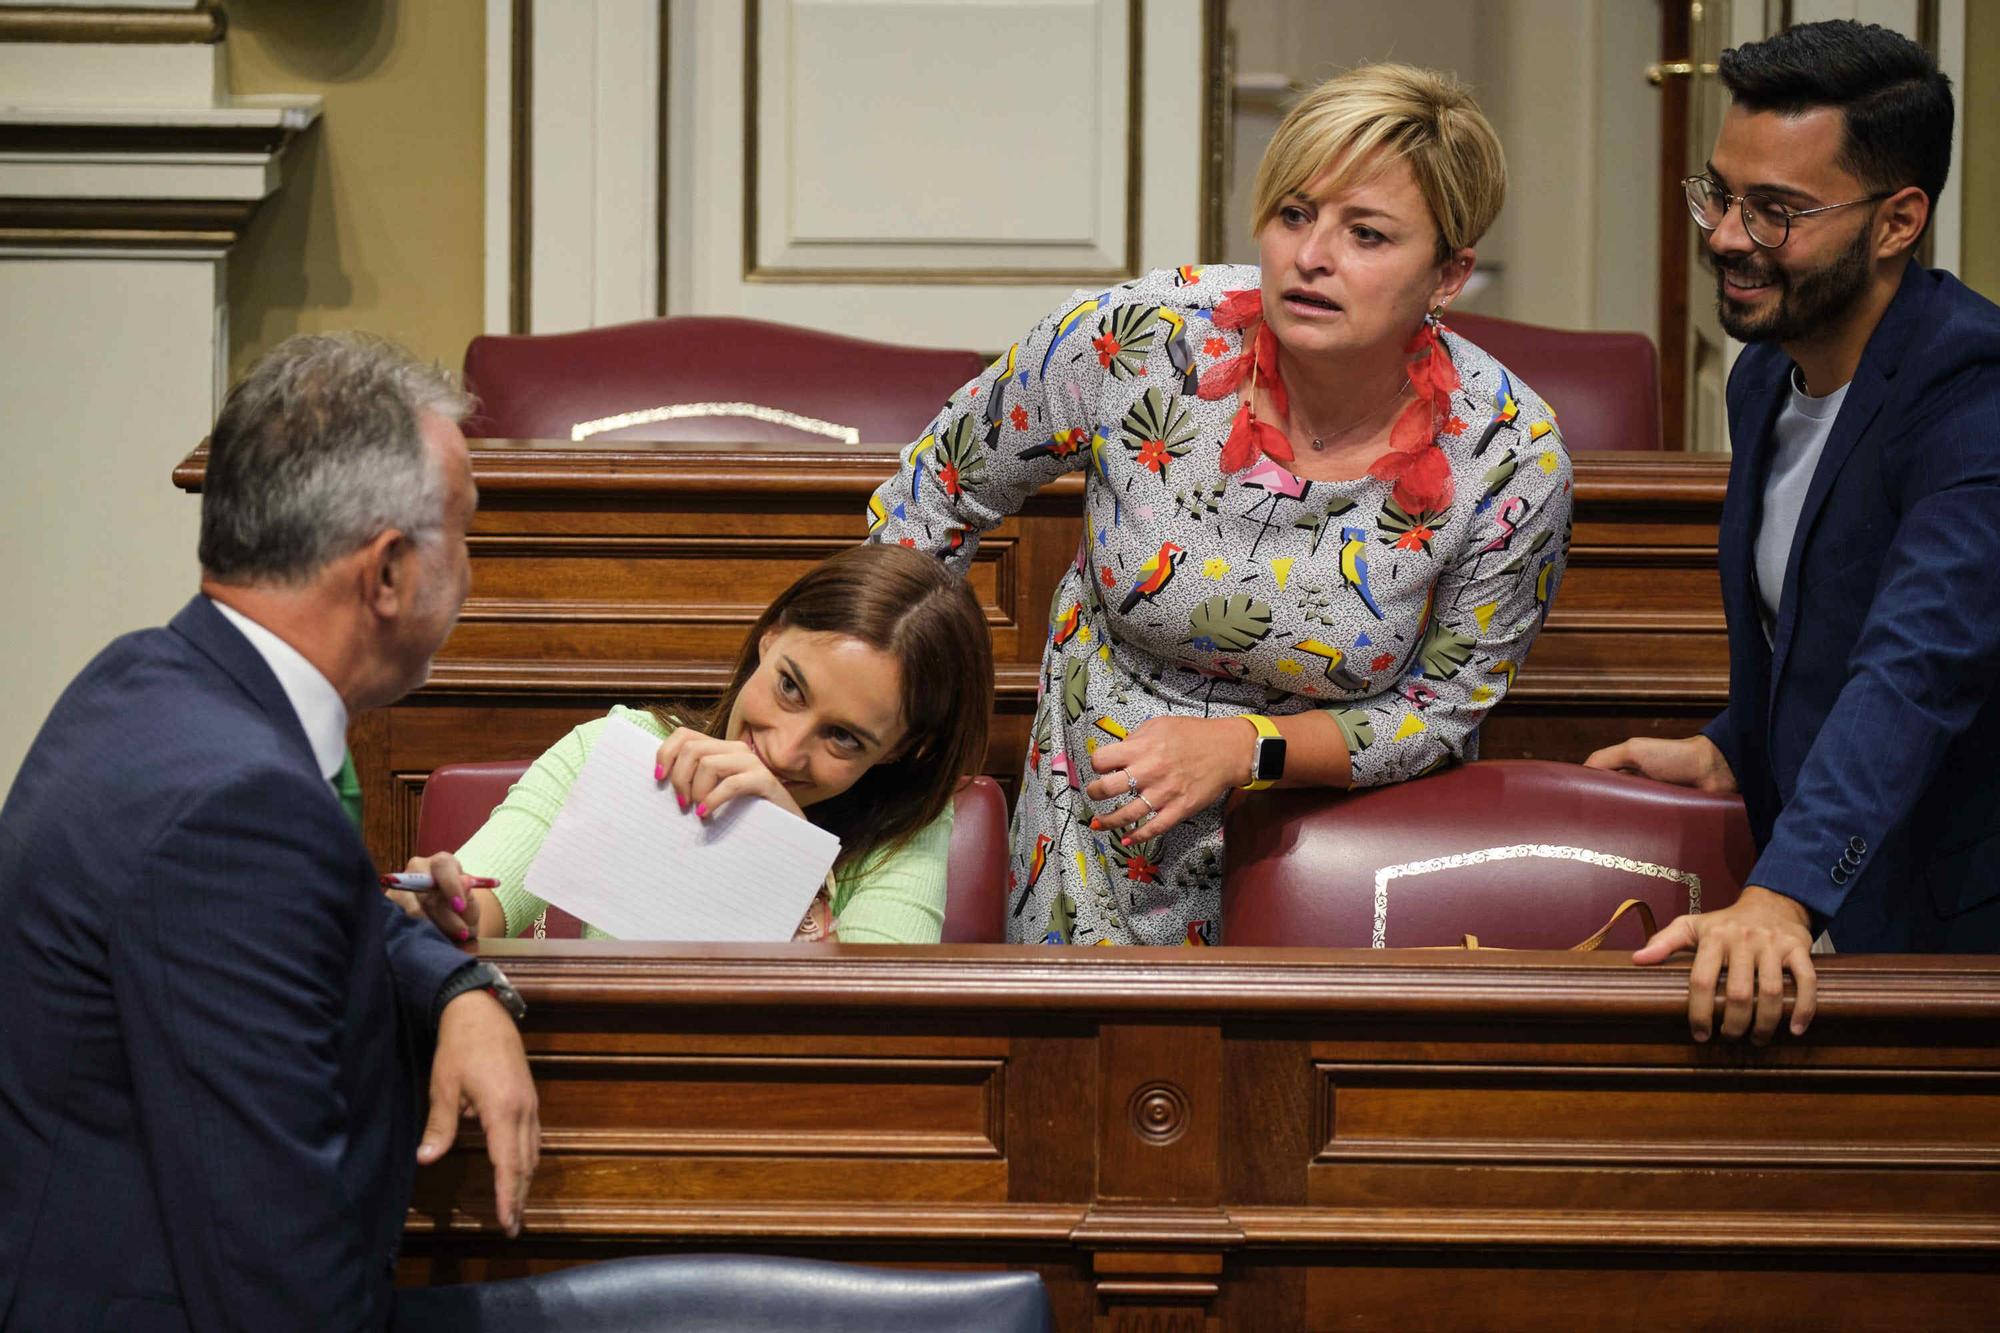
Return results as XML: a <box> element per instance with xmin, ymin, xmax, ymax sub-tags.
<box><xmin>1646</xmin><ymin>60</ymin><xmax>1718</xmax><ymax>85</ymax></box>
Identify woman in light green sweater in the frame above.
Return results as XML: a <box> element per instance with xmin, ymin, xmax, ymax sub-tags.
<box><xmin>396</xmin><ymin>545</ymin><xmax>993</xmax><ymax>944</ymax></box>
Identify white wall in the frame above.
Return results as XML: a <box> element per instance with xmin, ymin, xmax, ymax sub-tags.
<box><xmin>0</xmin><ymin>258</ymin><xmax>216</xmax><ymax>796</ymax></box>
<box><xmin>0</xmin><ymin>20</ymin><xmax>312</xmax><ymax>796</ymax></box>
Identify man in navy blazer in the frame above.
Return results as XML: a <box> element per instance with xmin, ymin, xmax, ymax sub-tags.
<box><xmin>1591</xmin><ymin>22</ymin><xmax>2000</xmax><ymax>1043</ymax></box>
<box><xmin>0</xmin><ymin>335</ymin><xmax>538</xmax><ymax>1329</ymax></box>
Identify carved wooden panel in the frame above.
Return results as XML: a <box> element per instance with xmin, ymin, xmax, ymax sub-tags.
<box><xmin>1313</xmin><ymin>1062</ymin><xmax>2000</xmax><ymax>1168</ymax></box>
<box><xmin>748</xmin><ymin>0</ymin><xmax>1141</xmax><ymax>280</ymax></box>
<box><xmin>395</xmin><ymin>946</ymin><xmax>2000</xmax><ymax>1330</ymax></box>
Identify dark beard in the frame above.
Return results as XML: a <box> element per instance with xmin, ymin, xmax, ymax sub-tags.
<box><xmin>1711</xmin><ymin>220</ymin><xmax>1874</xmax><ymax>344</ymax></box>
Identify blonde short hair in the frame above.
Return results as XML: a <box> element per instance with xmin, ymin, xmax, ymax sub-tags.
<box><xmin>1249</xmin><ymin>63</ymin><xmax>1506</xmax><ymax>260</ymax></box>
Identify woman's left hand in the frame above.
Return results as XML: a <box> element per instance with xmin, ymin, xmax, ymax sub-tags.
<box><xmin>655</xmin><ymin>726</ymin><xmax>807</xmax><ymax>822</ymax></box>
<box><xmin>1084</xmin><ymin>715</ymin><xmax>1253</xmax><ymax>844</ymax></box>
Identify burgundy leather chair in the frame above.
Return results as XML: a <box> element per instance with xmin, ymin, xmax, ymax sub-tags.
<box><xmin>461</xmin><ymin>316</ymin><xmax>986</xmax><ymax>444</ymax></box>
<box><xmin>1448</xmin><ymin>310</ymin><xmax>1662</xmax><ymax>451</ymax></box>
<box><xmin>1222</xmin><ymin>760</ymin><xmax>1754</xmax><ymax>949</ymax></box>
<box><xmin>412</xmin><ymin>760</ymin><xmax>576</xmax><ymax>934</ymax></box>
<box><xmin>415</xmin><ymin>763</ymin><xmax>1011</xmax><ymax>943</ymax></box>
<box><xmin>940</xmin><ymin>774</ymin><xmax>1010</xmax><ymax>944</ymax></box>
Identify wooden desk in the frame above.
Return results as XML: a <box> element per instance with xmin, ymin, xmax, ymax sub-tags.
<box><xmin>175</xmin><ymin>443</ymin><xmax>1731</xmax><ymax>875</ymax></box>
<box><xmin>400</xmin><ymin>945</ymin><xmax>2000</xmax><ymax>1331</ymax></box>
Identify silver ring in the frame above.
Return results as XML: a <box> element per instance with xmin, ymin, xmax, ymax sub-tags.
<box><xmin>1124</xmin><ymin>772</ymin><xmax>1140</xmax><ymax>797</ymax></box>
<box><xmin>1135</xmin><ymin>794</ymin><xmax>1156</xmax><ymax>816</ymax></box>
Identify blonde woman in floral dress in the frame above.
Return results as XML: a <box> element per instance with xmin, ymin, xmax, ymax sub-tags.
<box><xmin>868</xmin><ymin>65</ymin><xmax>1572</xmax><ymax>946</ymax></box>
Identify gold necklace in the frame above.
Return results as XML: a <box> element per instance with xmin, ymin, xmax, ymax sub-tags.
<box><xmin>1292</xmin><ymin>376</ymin><xmax>1411</xmax><ymax>451</ymax></box>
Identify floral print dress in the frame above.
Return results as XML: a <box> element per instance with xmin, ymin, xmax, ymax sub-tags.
<box><xmin>867</xmin><ymin>264</ymin><xmax>1572</xmax><ymax>946</ymax></box>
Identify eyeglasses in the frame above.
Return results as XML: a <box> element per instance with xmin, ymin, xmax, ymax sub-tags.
<box><xmin>1682</xmin><ymin>175</ymin><xmax>1889</xmax><ymax>250</ymax></box>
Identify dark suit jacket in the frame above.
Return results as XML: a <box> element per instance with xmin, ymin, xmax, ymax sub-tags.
<box><xmin>1703</xmin><ymin>264</ymin><xmax>2000</xmax><ymax>951</ymax></box>
<box><xmin>0</xmin><ymin>597</ymin><xmax>470</xmax><ymax>1331</ymax></box>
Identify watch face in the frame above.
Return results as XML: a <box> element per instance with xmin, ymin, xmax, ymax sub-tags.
<box><xmin>480</xmin><ymin>964</ymin><xmax>528</xmax><ymax>1021</ymax></box>
<box><xmin>1256</xmin><ymin>735</ymin><xmax>1287</xmax><ymax>781</ymax></box>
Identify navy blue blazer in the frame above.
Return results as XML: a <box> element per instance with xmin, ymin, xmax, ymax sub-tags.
<box><xmin>1703</xmin><ymin>264</ymin><xmax>2000</xmax><ymax>952</ymax></box>
<box><xmin>0</xmin><ymin>597</ymin><xmax>470</xmax><ymax>1331</ymax></box>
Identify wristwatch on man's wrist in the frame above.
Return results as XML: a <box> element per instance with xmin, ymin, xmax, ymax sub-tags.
<box><xmin>433</xmin><ymin>960</ymin><xmax>526</xmax><ymax>1028</ymax></box>
<box><xmin>1240</xmin><ymin>714</ymin><xmax>1286</xmax><ymax>791</ymax></box>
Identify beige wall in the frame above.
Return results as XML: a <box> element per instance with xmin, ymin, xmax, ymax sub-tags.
<box><xmin>0</xmin><ymin>259</ymin><xmax>219</xmax><ymax>797</ymax></box>
<box><xmin>1963</xmin><ymin>1</ymin><xmax>1999</xmax><ymax>302</ymax></box>
<box><xmin>219</xmin><ymin>0</ymin><xmax>1985</xmax><ymax>361</ymax></box>
<box><xmin>223</xmin><ymin>0</ymin><xmax>487</xmax><ymax>376</ymax></box>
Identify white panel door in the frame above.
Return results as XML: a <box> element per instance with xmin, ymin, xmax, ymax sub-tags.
<box><xmin>681</xmin><ymin>0</ymin><xmax>1205</xmax><ymax>350</ymax></box>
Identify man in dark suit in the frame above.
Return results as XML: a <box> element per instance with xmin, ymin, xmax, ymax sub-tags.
<box><xmin>0</xmin><ymin>334</ymin><xmax>539</xmax><ymax>1329</ymax></box>
<box><xmin>1590</xmin><ymin>21</ymin><xmax>2000</xmax><ymax>1043</ymax></box>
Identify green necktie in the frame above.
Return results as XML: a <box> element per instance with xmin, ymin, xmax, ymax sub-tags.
<box><xmin>334</xmin><ymin>749</ymin><xmax>364</xmax><ymax>830</ymax></box>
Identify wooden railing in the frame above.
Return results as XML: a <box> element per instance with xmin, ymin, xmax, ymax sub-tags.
<box><xmin>397</xmin><ymin>944</ymin><xmax>2000</xmax><ymax>1330</ymax></box>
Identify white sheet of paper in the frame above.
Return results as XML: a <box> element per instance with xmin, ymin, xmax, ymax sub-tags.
<box><xmin>523</xmin><ymin>715</ymin><xmax>841</xmax><ymax>941</ymax></box>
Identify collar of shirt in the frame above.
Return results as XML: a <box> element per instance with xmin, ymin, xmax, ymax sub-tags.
<box><xmin>1788</xmin><ymin>365</ymin><xmax>1851</xmax><ymax>418</ymax></box>
<box><xmin>209</xmin><ymin>598</ymin><xmax>351</xmax><ymax>784</ymax></box>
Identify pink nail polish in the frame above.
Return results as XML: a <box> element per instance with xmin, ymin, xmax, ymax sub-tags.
<box><xmin>677</xmin><ymin>791</ymin><xmax>687</xmax><ymax>811</ymax></box>
<box><xmin>1121</xmin><ymin>836</ymin><xmax>1133</xmax><ymax>847</ymax></box>
<box><xmin>653</xmin><ymin>763</ymin><xmax>665</xmax><ymax>782</ymax></box>
<box><xmin>451</xmin><ymin>896</ymin><xmax>465</xmax><ymax>913</ymax></box>
<box><xmin>456</xmin><ymin>927</ymin><xmax>470</xmax><ymax>941</ymax></box>
<box><xmin>695</xmin><ymin>802</ymin><xmax>708</xmax><ymax>819</ymax></box>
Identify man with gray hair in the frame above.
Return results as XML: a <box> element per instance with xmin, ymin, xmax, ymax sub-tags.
<box><xmin>0</xmin><ymin>333</ymin><xmax>539</xmax><ymax>1330</ymax></box>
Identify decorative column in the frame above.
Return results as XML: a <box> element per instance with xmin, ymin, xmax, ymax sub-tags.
<box><xmin>0</xmin><ymin>2</ymin><xmax>316</xmax><ymax>794</ymax></box>
<box><xmin>1077</xmin><ymin>1022</ymin><xmax>1232</xmax><ymax>1331</ymax></box>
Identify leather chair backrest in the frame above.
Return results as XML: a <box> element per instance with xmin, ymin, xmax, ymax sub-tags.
<box><xmin>1447</xmin><ymin>310</ymin><xmax>1662</xmax><ymax>451</ymax></box>
<box><xmin>415</xmin><ymin>760</ymin><xmax>531</xmax><ymax>860</ymax></box>
<box><xmin>1222</xmin><ymin>760</ymin><xmax>1754</xmax><ymax>949</ymax></box>
<box><xmin>391</xmin><ymin>1251</ymin><xmax>1053</xmax><ymax>1333</ymax></box>
<box><xmin>942</xmin><ymin>775</ymin><xmax>1009</xmax><ymax>944</ymax></box>
<box><xmin>462</xmin><ymin>315</ymin><xmax>986</xmax><ymax>445</ymax></box>
<box><xmin>416</xmin><ymin>762</ymin><xmax>1011</xmax><ymax>943</ymax></box>
<box><xmin>412</xmin><ymin>759</ymin><xmax>585</xmax><ymax>937</ymax></box>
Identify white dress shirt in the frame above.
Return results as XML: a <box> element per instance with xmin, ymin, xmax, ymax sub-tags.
<box><xmin>210</xmin><ymin>598</ymin><xmax>350</xmax><ymax>785</ymax></box>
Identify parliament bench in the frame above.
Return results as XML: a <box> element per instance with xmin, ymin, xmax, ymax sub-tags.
<box><xmin>175</xmin><ymin>443</ymin><xmax>1734</xmax><ymax>879</ymax></box>
<box><xmin>399</xmin><ymin>944</ymin><xmax>2000</xmax><ymax>1330</ymax></box>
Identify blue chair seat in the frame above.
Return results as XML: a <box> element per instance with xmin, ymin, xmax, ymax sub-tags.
<box><xmin>392</xmin><ymin>1252</ymin><xmax>1052</xmax><ymax>1332</ymax></box>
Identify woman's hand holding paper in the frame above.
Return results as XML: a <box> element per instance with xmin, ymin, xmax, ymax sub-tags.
<box><xmin>653</xmin><ymin>726</ymin><xmax>807</xmax><ymax>822</ymax></box>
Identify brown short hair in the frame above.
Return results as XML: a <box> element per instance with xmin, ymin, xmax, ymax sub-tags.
<box><xmin>652</xmin><ymin>544</ymin><xmax>993</xmax><ymax>874</ymax></box>
<box><xmin>1250</xmin><ymin>63</ymin><xmax>1506</xmax><ymax>260</ymax></box>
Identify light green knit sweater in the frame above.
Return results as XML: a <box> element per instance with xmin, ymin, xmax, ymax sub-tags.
<box><xmin>455</xmin><ymin>705</ymin><xmax>950</xmax><ymax>944</ymax></box>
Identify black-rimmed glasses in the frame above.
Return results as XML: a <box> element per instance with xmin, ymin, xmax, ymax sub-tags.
<box><xmin>1683</xmin><ymin>175</ymin><xmax>1889</xmax><ymax>250</ymax></box>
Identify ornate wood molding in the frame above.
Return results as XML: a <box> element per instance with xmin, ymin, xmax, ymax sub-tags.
<box><xmin>1227</xmin><ymin>1205</ymin><xmax>2000</xmax><ymax>1251</ymax></box>
<box><xmin>0</xmin><ymin>101</ymin><xmax>320</xmax><ymax>255</ymax></box>
<box><xmin>476</xmin><ymin>943</ymin><xmax>2000</xmax><ymax>1023</ymax></box>
<box><xmin>0</xmin><ymin>5</ymin><xmax>225</xmax><ymax>44</ymax></box>
<box><xmin>0</xmin><ymin>121</ymin><xmax>296</xmax><ymax>155</ymax></box>
<box><xmin>0</xmin><ymin>197</ymin><xmax>258</xmax><ymax>249</ymax></box>
<box><xmin>401</xmin><ymin>946</ymin><xmax>2000</xmax><ymax>1324</ymax></box>
<box><xmin>407</xmin><ymin>1199</ymin><xmax>1090</xmax><ymax>1241</ymax></box>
